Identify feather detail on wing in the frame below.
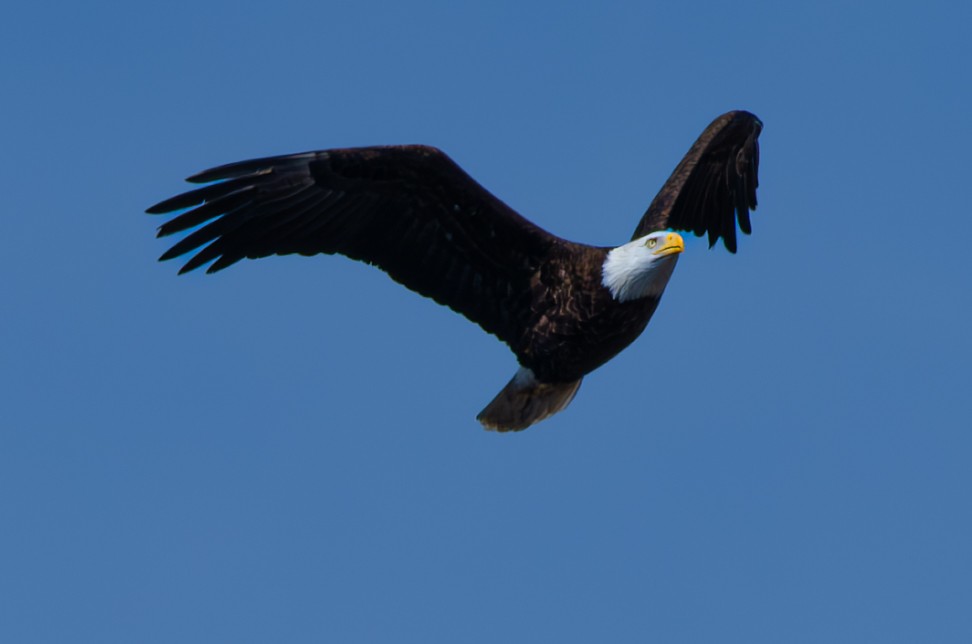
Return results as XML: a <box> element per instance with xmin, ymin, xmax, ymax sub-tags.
<box><xmin>632</xmin><ymin>110</ymin><xmax>762</xmax><ymax>253</ymax></box>
<box><xmin>147</xmin><ymin>145</ymin><xmax>561</xmax><ymax>346</ymax></box>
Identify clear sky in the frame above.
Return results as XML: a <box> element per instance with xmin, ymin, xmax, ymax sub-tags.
<box><xmin>2</xmin><ymin>1</ymin><xmax>970</xmax><ymax>642</ymax></box>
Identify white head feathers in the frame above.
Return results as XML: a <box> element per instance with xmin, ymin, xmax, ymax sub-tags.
<box><xmin>601</xmin><ymin>231</ymin><xmax>684</xmax><ymax>302</ymax></box>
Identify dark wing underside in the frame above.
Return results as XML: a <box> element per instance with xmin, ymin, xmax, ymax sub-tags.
<box><xmin>147</xmin><ymin>145</ymin><xmax>561</xmax><ymax>346</ymax></box>
<box><xmin>631</xmin><ymin>110</ymin><xmax>762</xmax><ymax>253</ymax></box>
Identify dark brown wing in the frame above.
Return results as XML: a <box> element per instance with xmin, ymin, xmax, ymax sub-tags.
<box><xmin>147</xmin><ymin>145</ymin><xmax>561</xmax><ymax>346</ymax></box>
<box><xmin>631</xmin><ymin>111</ymin><xmax>762</xmax><ymax>253</ymax></box>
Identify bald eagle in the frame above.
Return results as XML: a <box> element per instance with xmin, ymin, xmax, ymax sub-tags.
<box><xmin>147</xmin><ymin>110</ymin><xmax>762</xmax><ymax>431</ymax></box>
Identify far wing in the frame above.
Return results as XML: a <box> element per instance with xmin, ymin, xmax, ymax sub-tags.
<box><xmin>632</xmin><ymin>111</ymin><xmax>762</xmax><ymax>252</ymax></box>
<box><xmin>147</xmin><ymin>145</ymin><xmax>560</xmax><ymax>346</ymax></box>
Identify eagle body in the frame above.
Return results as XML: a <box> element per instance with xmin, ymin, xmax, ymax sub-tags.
<box><xmin>516</xmin><ymin>245</ymin><xmax>664</xmax><ymax>382</ymax></box>
<box><xmin>148</xmin><ymin>111</ymin><xmax>762</xmax><ymax>431</ymax></box>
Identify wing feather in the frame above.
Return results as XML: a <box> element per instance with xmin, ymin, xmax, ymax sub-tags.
<box><xmin>155</xmin><ymin>187</ymin><xmax>257</xmax><ymax>237</ymax></box>
<box><xmin>632</xmin><ymin>110</ymin><xmax>762</xmax><ymax>253</ymax></box>
<box><xmin>147</xmin><ymin>145</ymin><xmax>560</xmax><ymax>346</ymax></box>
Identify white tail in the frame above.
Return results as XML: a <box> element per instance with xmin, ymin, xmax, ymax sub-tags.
<box><xmin>477</xmin><ymin>368</ymin><xmax>582</xmax><ymax>432</ymax></box>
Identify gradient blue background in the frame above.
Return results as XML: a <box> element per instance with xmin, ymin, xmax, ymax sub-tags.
<box><xmin>2</xmin><ymin>1</ymin><xmax>970</xmax><ymax>641</ymax></box>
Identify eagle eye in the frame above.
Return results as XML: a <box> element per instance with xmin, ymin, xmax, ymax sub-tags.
<box><xmin>647</xmin><ymin>238</ymin><xmax>657</xmax><ymax>249</ymax></box>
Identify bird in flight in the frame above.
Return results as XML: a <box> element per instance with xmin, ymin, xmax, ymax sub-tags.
<box><xmin>147</xmin><ymin>110</ymin><xmax>762</xmax><ymax>431</ymax></box>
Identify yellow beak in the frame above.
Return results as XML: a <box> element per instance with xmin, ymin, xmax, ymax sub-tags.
<box><xmin>652</xmin><ymin>232</ymin><xmax>685</xmax><ymax>257</ymax></box>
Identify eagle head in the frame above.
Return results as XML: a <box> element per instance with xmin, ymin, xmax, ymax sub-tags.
<box><xmin>601</xmin><ymin>231</ymin><xmax>684</xmax><ymax>302</ymax></box>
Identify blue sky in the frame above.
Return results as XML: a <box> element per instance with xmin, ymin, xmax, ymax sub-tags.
<box><xmin>2</xmin><ymin>1</ymin><xmax>970</xmax><ymax>642</ymax></box>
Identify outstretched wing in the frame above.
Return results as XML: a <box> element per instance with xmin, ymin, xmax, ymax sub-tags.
<box><xmin>147</xmin><ymin>145</ymin><xmax>560</xmax><ymax>346</ymax></box>
<box><xmin>632</xmin><ymin>111</ymin><xmax>762</xmax><ymax>253</ymax></box>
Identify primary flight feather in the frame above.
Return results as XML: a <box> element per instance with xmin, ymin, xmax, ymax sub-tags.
<box><xmin>147</xmin><ymin>110</ymin><xmax>762</xmax><ymax>431</ymax></box>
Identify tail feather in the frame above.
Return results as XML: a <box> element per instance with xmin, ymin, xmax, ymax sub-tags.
<box><xmin>477</xmin><ymin>368</ymin><xmax>582</xmax><ymax>432</ymax></box>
